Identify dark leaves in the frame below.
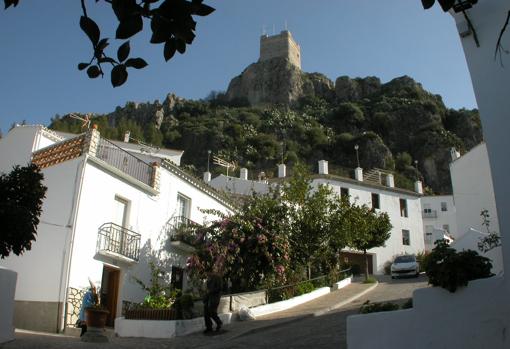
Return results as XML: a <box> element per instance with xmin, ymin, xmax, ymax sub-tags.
<box><xmin>421</xmin><ymin>0</ymin><xmax>435</xmax><ymax>9</ymax></box>
<box><xmin>111</xmin><ymin>64</ymin><xmax>128</xmax><ymax>87</ymax></box>
<box><xmin>116</xmin><ymin>13</ymin><xmax>143</xmax><ymax>39</ymax></box>
<box><xmin>192</xmin><ymin>3</ymin><xmax>215</xmax><ymax>16</ymax></box>
<box><xmin>437</xmin><ymin>0</ymin><xmax>455</xmax><ymax>12</ymax></box>
<box><xmin>87</xmin><ymin>65</ymin><xmax>101</xmax><ymax>78</ymax></box>
<box><xmin>176</xmin><ymin>39</ymin><xmax>186</xmax><ymax>54</ymax></box>
<box><xmin>125</xmin><ymin>58</ymin><xmax>148</xmax><ymax>69</ymax></box>
<box><xmin>4</xmin><ymin>0</ymin><xmax>19</xmax><ymax>9</ymax></box>
<box><xmin>117</xmin><ymin>41</ymin><xmax>130</xmax><ymax>62</ymax></box>
<box><xmin>80</xmin><ymin>16</ymin><xmax>100</xmax><ymax>47</ymax></box>
<box><xmin>78</xmin><ymin>62</ymin><xmax>90</xmax><ymax>71</ymax></box>
<box><xmin>164</xmin><ymin>39</ymin><xmax>176</xmax><ymax>61</ymax></box>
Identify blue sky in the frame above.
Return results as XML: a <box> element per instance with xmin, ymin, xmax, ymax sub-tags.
<box><xmin>0</xmin><ymin>0</ymin><xmax>476</xmax><ymax>134</ymax></box>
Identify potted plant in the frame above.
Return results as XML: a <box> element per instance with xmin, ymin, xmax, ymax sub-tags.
<box><xmin>80</xmin><ymin>281</ymin><xmax>109</xmax><ymax>342</ymax></box>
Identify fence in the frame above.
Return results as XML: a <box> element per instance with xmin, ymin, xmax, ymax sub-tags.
<box><xmin>96</xmin><ymin>222</ymin><xmax>141</xmax><ymax>261</ymax></box>
<box><xmin>96</xmin><ymin>137</ymin><xmax>154</xmax><ymax>187</ymax></box>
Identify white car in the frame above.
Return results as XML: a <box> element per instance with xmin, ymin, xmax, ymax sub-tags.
<box><xmin>391</xmin><ymin>255</ymin><xmax>419</xmax><ymax>278</ymax></box>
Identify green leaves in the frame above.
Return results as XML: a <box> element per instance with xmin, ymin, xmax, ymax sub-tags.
<box><xmin>117</xmin><ymin>41</ymin><xmax>131</xmax><ymax>62</ymax></box>
<box><xmin>125</xmin><ymin>58</ymin><xmax>148</xmax><ymax>69</ymax></box>
<box><xmin>87</xmin><ymin>65</ymin><xmax>101</xmax><ymax>78</ymax></box>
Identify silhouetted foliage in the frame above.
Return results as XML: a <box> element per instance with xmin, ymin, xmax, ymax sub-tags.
<box><xmin>0</xmin><ymin>164</ymin><xmax>47</xmax><ymax>258</ymax></box>
<box><xmin>4</xmin><ymin>0</ymin><xmax>215</xmax><ymax>87</ymax></box>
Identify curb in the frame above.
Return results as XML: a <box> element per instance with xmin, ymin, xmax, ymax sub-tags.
<box><xmin>313</xmin><ymin>281</ymin><xmax>379</xmax><ymax>317</ymax></box>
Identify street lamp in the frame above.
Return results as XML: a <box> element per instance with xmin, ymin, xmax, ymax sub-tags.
<box><xmin>207</xmin><ymin>150</ymin><xmax>211</xmax><ymax>172</ymax></box>
<box><xmin>354</xmin><ymin>144</ymin><xmax>360</xmax><ymax>168</ymax></box>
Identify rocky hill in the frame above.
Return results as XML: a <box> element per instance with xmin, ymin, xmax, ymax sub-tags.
<box><xmin>49</xmin><ymin>63</ymin><xmax>482</xmax><ymax>194</ymax></box>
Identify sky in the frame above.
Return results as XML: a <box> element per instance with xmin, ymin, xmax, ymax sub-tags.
<box><xmin>0</xmin><ymin>0</ymin><xmax>477</xmax><ymax>134</ymax></box>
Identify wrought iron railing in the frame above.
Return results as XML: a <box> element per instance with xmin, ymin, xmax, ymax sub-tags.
<box><xmin>166</xmin><ymin>216</ymin><xmax>201</xmax><ymax>247</ymax></box>
<box><xmin>96</xmin><ymin>137</ymin><xmax>154</xmax><ymax>187</ymax></box>
<box><xmin>96</xmin><ymin>222</ymin><xmax>141</xmax><ymax>261</ymax></box>
<box><xmin>422</xmin><ymin>210</ymin><xmax>438</xmax><ymax>219</ymax></box>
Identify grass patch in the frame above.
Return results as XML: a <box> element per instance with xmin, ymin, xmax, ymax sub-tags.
<box><xmin>363</xmin><ymin>276</ymin><xmax>377</xmax><ymax>284</ymax></box>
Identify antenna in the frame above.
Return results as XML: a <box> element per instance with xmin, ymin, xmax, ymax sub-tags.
<box><xmin>213</xmin><ymin>156</ymin><xmax>236</xmax><ymax>177</ymax></box>
<box><xmin>68</xmin><ymin>113</ymin><xmax>91</xmax><ymax>129</ymax></box>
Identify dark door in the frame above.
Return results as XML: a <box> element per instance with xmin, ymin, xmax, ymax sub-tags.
<box><xmin>100</xmin><ymin>266</ymin><xmax>120</xmax><ymax>327</ymax></box>
<box><xmin>170</xmin><ymin>266</ymin><xmax>184</xmax><ymax>291</ymax></box>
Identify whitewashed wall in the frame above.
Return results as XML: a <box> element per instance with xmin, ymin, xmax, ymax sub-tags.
<box><xmin>0</xmin><ymin>157</ymin><xmax>82</xmax><ymax>302</ymax></box>
<box><xmin>313</xmin><ymin>178</ymin><xmax>424</xmax><ymax>273</ymax></box>
<box><xmin>421</xmin><ymin>195</ymin><xmax>457</xmax><ymax>238</ymax></box>
<box><xmin>68</xmin><ymin>159</ymin><xmax>232</xmax><ymax>318</ymax></box>
<box><xmin>209</xmin><ymin>174</ymin><xmax>270</xmax><ymax>195</ymax></box>
<box><xmin>451</xmin><ymin>143</ymin><xmax>500</xmax><ymax>237</ymax></box>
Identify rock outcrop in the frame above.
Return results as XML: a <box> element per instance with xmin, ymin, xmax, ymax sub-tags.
<box><xmin>226</xmin><ymin>58</ymin><xmax>335</xmax><ymax>106</ymax></box>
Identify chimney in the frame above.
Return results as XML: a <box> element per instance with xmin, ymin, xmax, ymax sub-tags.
<box><xmin>450</xmin><ymin>147</ymin><xmax>460</xmax><ymax>162</ymax></box>
<box><xmin>318</xmin><ymin>160</ymin><xmax>328</xmax><ymax>175</ymax></box>
<box><xmin>124</xmin><ymin>131</ymin><xmax>131</xmax><ymax>143</ymax></box>
<box><xmin>414</xmin><ymin>180</ymin><xmax>423</xmax><ymax>194</ymax></box>
<box><xmin>386</xmin><ymin>174</ymin><xmax>395</xmax><ymax>188</ymax></box>
<box><xmin>278</xmin><ymin>164</ymin><xmax>286</xmax><ymax>178</ymax></box>
<box><xmin>240</xmin><ymin>168</ymin><xmax>248</xmax><ymax>180</ymax></box>
<box><xmin>354</xmin><ymin>167</ymin><xmax>363</xmax><ymax>181</ymax></box>
<box><xmin>203</xmin><ymin>171</ymin><xmax>211</xmax><ymax>183</ymax></box>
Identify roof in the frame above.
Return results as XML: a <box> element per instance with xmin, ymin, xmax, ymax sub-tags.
<box><xmin>160</xmin><ymin>159</ymin><xmax>237</xmax><ymax>211</ymax></box>
<box><xmin>270</xmin><ymin>173</ymin><xmax>422</xmax><ymax>197</ymax></box>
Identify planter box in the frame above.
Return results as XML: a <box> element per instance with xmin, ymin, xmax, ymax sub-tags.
<box><xmin>125</xmin><ymin>308</ymin><xmax>176</xmax><ymax>321</ymax></box>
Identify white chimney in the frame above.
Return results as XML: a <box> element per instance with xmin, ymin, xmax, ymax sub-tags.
<box><xmin>450</xmin><ymin>147</ymin><xmax>461</xmax><ymax>162</ymax></box>
<box><xmin>354</xmin><ymin>167</ymin><xmax>363</xmax><ymax>181</ymax></box>
<box><xmin>414</xmin><ymin>180</ymin><xmax>423</xmax><ymax>194</ymax></box>
<box><xmin>318</xmin><ymin>160</ymin><xmax>329</xmax><ymax>175</ymax></box>
<box><xmin>240</xmin><ymin>168</ymin><xmax>248</xmax><ymax>180</ymax></box>
<box><xmin>278</xmin><ymin>164</ymin><xmax>286</xmax><ymax>178</ymax></box>
<box><xmin>124</xmin><ymin>130</ymin><xmax>131</xmax><ymax>143</ymax></box>
<box><xmin>386</xmin><ymin>174</ymin><xmax>395</xmax><ymax>188</ymax></box>
<box><xmin>203</xmin><ymin>171</ymin><xmax>211</xmax><ymax>183</ymax></box>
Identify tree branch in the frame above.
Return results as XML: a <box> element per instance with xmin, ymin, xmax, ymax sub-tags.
<box><xmin>81</xmin><ymin>0</ymin><xmax>88</xmax><ymax>18</ymax></box>
<box><xmin>495</xmin><ymin>10</ymin><xmax>510</xmax><ymax>66</ymax></box>
<box><xmin>461</xmin><ymin>8</ymin><xmax>480</xmax><ymax>48</ymax></box>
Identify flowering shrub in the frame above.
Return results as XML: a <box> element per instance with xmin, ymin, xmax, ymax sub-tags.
<box><xmin>187</xmin><ymin>213</ymin><xmax>290</xmax><ymax>293</ymax></box>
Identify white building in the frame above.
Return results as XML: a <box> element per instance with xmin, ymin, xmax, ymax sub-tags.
<box><xmin>348</xmin><ymin>3</ymin><xmax>510</xmax><ymax>348</ymax></box>
<box><xmin>210</xmin><ymin>162</ymin><xmax>425</xmax><ymax>274</ymax></box>
<box><xmin>420</xmin><ymin>195</ymin><xmax>457</xmax><ymax>250</ymax></box>
<box><xmin>0</xmin><ymin>125</ymin><xmax>233</xmax><ymax>333</ymax></box>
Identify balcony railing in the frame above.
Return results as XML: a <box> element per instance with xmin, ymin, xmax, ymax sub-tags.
<box><xmin>96</xmin><ymin>137</ymin><xmax>154</xmax><ymax>187</ymax></box>
<box><xmin>422</xmin><ymin>210</ymin><xmax>438</xmax><ymax>219</ymax></box>
<box><xmin>166</xmin><ymin>216</ymin><xmax>201</xmax><ymax>248</ymax></box>
<box><xmin>96</xmin><ymin>222</ymin><xmax>141</xmax><ymax>262</ymax></box>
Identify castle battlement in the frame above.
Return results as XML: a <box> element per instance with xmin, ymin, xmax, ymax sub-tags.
<box><xmin>259</xmin><ymin>30</ymin><xmax>301</xmax><ymax>69</ymax></box>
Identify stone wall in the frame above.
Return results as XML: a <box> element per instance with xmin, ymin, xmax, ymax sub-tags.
<box><xmin>259</xmin><ymin>30</ymin><xmax>301</xmax><ymax>69</ymax></box>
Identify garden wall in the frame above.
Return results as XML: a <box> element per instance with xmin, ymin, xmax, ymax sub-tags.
<box><xmin>0</xmin><ymin>267</ymin><xmax>17</xmax><ymax>344</ymax></box>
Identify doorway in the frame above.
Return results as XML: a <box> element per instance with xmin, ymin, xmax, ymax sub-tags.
<box><xmin>100</xmin><ymin>265</ymin><xmax>120</xmax><ymax>327</ymax></box>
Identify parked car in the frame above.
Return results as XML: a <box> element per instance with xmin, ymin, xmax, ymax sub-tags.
<box><xmin>391</xmin><ymin>255</ymin><xmax>419</xmax><ymax>278</ymax></box>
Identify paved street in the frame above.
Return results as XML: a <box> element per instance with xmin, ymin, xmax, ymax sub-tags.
<box><xmin>0</xmin><ymin>275</ymin><xmax>428</xmax><ymax>349</ymax></box>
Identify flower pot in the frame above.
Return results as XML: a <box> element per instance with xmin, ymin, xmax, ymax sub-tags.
<box><xmin>85</xmin><ymin>308</ymin><xmax>109</xmax><ymax>328</ymax></box>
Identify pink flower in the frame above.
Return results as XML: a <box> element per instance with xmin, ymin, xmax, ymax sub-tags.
<box><xmin>275</xmin><ymin>265</ymin><xmax>285</xmax><ymax>274</ymax></box>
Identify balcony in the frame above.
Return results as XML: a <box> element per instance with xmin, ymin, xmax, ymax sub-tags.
<box><xmin>96</xmin><ymin>137</ymin><xmax>155</xmax><ymax>188</ymax></box>
<box><xmin>166</xmin><ymin>216</ymin><xmax>201</xmax><ymax>253</ymax></box>
<box><xmin>422</xmin><ymin>210</ymin><xmax>438</xmax><ymax>219</ymax></box>
<box><xmin>96</xmin><ymin>223</ymin><xmax>141</xmax><ymax>263</ymax></box>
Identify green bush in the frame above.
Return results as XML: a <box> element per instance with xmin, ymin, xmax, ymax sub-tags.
<box><xmin>401</xmin><ymin>298</ymin><xmax>413</xmax><ymax>309</ymax></box>
<box><xmin>359</xmin><ymin>301</ymin><xmax>399</xmax><ymax>314</ymax></box>
<box><xmin>363</xmin><ymin>276</ymin><xmax>377</xmax><ymax>284</ymax></box>
<box><xmin>172</xmin><ymin>293</ymin><xmax>195</xmax><ymax>319</ymax></box>
<box><xmin>296</xmin><ymin>281</ymin><xmax>315</xmax><ymax>296</ymax></box>
<box><xmin>424</xmin><ymin>240</ymin><xmax>494</xmax><ymax>293</ymax></box>
<box><xmin>383</xmin><ymin>261</ymin><xmax>392</xmax><ymax>275</ymax></box>
<box><xmin>415</xmin><ymin>250</ymin><xmax>430</xmax><ymax>272</ymax></box>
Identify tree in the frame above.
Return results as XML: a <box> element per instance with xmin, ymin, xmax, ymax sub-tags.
<box><xmin>347</xmin><ymin>204</ymin><xmax>392</xmax><ymax>280</ymax></box>
<box><xmin>0</xmin><ymin>164</ymin><xmax>47</xmax><ymax>258</ymax></box>
<box><xmin>3</xmin><ymin>0</ymin><xmax>215</xmax><ymax>87</ymax></box>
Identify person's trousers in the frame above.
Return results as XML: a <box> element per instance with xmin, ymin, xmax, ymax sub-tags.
<box><xmin>204</xmin><ymin>297</ymin><xmax>222</xmax><ymax>330</ymax></box>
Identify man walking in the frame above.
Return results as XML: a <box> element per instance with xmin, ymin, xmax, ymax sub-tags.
<box><xmin>203</xmin><ymin>271</ymin><xmax>223</xmax><ymax>334</ymax></box>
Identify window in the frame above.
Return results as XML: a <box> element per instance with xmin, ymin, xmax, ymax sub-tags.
<box><xmin>340</xmin><ymin>187</ymin><xmax>349</xmax><ymax>198</ymax></box>
<box><xmin>443</xmin><ymin>224</ymin><xmax>450</xmax><ymax>233</ymax></box>
<box><xmin>371</xmin><ymin>193</ymin><xmax>380</xmax><ymax>210</ymax></box>
<box><xmin>400</xmin><ymin>199</ymin><xmax>408</xmax><ymax>217</ymax></box>
<box><xmin>402</xmin><ymin>230</ymin><xmax>410</xmax><ymax>246</ymax></box>
<box><xmin>441</xmin><ymin>202</ymin><xmax>448</xmax><ymax>212</ymax></box>
<box><xmin>113</xmin><ymin>196</ymin><xmax>129</xmax><ymax>227</ymax></box>
<box><xmin>423</xmin><ymin>203</ymin><xmax>432</xmax><ymax>214</ymax></box>
<box><xmin>177</xmin><ymin>193</ymin><xmax>191</xmax><ymax>219</ymax></box>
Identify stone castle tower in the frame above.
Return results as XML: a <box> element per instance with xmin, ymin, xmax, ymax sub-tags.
<box><xmin>259</xmin><ymin>30</ymin><xmax>301</xmax><ymax>69</ymax></box>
